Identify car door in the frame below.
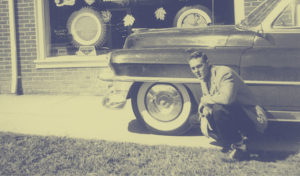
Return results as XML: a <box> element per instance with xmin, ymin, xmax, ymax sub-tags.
<box><xmin>240</xmin><ymin>1</ymin><xmax>300</xmax><ymax>120</ymax></box>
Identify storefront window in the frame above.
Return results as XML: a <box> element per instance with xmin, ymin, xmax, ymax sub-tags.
<box><xmin>46</xmin><ymin>0</ymin><xmax>113</xmax><ymax>57</ymax></box>
<box><xmin>35</xmin><ymin>0</ymin><xmax>127</xmax><ymax>68</ymax></box>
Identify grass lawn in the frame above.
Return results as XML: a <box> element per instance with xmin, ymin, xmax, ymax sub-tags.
<box><xmin>0</xmin><ymin>131</ymin><xmax>300</xmax><ymax>176</ymax></box>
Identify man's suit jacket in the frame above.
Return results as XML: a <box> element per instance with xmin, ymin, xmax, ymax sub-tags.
<box><xmin>207</xmin><ymin>65</ymin><xmax>257</xmax><ymax>106</ymax></box>
<box><xmin>205</xmin><ymin>65</ymin><xmax>268</xmax><ymax>133</ymax></box>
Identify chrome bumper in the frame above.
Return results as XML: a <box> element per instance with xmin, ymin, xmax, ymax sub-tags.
<box><xmin>100</xmin><ymin>72</ymin><xmax>134</xmax><ymax>109</ymax></box>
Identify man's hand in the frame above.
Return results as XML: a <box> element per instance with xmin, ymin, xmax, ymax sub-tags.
<box><xmin>198</xmin><ymin>103</ymin><xmax>212</xmax><ymax>117</ymax></box>
<box><xmin>202</xmin><ymin>106</ymin><xmax>212</xmax><ymax>117</ymax></box>
<box><xmin>199</xmin><ymin>105</ymin><xmax>213</xmax><ymax>137</ymax></box>
<box><xmin>200</xmin><ymin>95</ymin><xmax>215</xmax><ymax>106</ymax></box>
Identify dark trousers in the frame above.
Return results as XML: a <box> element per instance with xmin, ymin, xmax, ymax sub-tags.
<box><xmin>208</xmin><ymin>104</ymin><xmax>257</xmax><ymax>145</ymax></box>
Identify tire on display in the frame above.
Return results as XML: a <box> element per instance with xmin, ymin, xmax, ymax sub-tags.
<box><xmin>173</xmin><ymin>5</ymin><xmax>212</xmax><ymax>28</ymax></box>
<box><xmin>67</xmin><ymin>8</ymin><xmax>108</xmax><ymax>47</ymax></box>
<box><xmin>132</xmin><ymin>82</ymin><xmax>193</xmax><ymax>135</ymax></box>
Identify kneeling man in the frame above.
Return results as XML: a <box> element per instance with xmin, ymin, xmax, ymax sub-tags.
<box><xmin>188</xmin><ymin>50</ymin><xmax>267</xmax><ymax>160</ymax></box>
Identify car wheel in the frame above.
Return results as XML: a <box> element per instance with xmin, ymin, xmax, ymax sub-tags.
<box><xmin>173</xmin><ymin>5</ymin><xmax>212</xmax><ymax>28</ymax></box>
<box><xmin>67</xmin><ymin>7</ymin><xmax>108</xmax><ymax>47</ymax></box>
<box><xmin>132</xmin><ymin>82</ymin><xmax>193</xmax><ymax>135</ymax></box>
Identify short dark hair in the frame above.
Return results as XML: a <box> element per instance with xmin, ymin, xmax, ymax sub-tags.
<box><xmin>189</xmin><ymin>50</ymin><xmax>208</xmax><ymax>62</ymax></box>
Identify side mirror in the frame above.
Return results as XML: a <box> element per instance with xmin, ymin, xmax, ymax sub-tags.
<box><xmin>256</xmin><ymin>29</ymin><xmax>275</xmax><ymax>45</ymax></box>
<box><xmin>257</xmin><ymin>29</ymin><xmax>267</xmax><ymax>39</ymax></box>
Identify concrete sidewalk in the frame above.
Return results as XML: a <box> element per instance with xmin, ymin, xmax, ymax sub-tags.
<box><xmin>0</xmin><ymin>94</ymin><xmax>217</xmax><ymax>148</ymax></box>
<box><xmin>0</xmin><ymin>94</ymin><xmax>299</xmax><ymax>153</ymax></box>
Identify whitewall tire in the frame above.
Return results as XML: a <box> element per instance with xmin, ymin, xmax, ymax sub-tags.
<box><xmin>67</xmin><ymin>8</ymin><xmax>108</xmax><ymax>47</ymax></box>
<box><xmin>132</xmin><ymin>82</ymin><xmax>193</xmax><ymax>135</ymax></box>
<box><xmin>174</xmin><ymin>5</ymin><xmax>212</xmax><ymax>28</ymax></box>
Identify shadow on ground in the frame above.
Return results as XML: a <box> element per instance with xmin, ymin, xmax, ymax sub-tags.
<box><xmin>245</xmin><ymin>122</ymin><xmax>300</xmax><ymax>161</ymax></box>
<box><xmin>128</xmin><ymin>119</ymin><xmax>202</xmax><ymax>136</ymax></box>
<box><xmin>251</xmin><ymin>122</ymin><xmax>300</xmax><ymax>151</ymax></box>
<box><xmin>127</xmin><ymin>120</ymin><xmax>151</xmax><ymax>134</ymax></box>
<box><xmin>128</xmin><ymin>120</ymin><xmax>300</xmax><ymax>161</ymax></box>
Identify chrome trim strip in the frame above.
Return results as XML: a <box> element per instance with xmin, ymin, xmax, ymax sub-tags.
<box><xmin>100</xmin><ymin>75</ymin><xmax>300</xmax><ymax>86</ymax></box>
<box><xmin>244</xmin><ymin>80</ymin><xmax>300</xmax><ymax>86</ymax></box>
<box><xmin>267</xmin><ymin>111</ymin><xmax>300</xmax><ymax>122</ymax></box>
<box><xmin>100</xmin><ymin>75</ymin><xmax>201</xmax><ymax>83</ymax></box>
<box><xmin>268</xmin><ymin>119</ymin><xmax>300</xmax><ymax>122</ymax></box>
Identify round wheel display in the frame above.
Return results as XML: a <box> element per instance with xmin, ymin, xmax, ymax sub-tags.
<box><xmin>132</xmin><ymin>82</ymin><xmax>193</xmax><ymax>135</ymax></box>
<box><xmin>174</xmin><ymin>5</ymin><xmax>212</xmax><ymax>28</ymax></box>
<box><xmin>67</xmin><ymin>8</ymin><xmax>108</xmax><ymax>47</ymax></box>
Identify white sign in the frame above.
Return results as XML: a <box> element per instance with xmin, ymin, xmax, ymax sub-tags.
<box><xmin>76</xmin><ymin>46</ymin><xmax>97</xmax><ymax>56</ymax></box>
<box><xmin>85</xmin><ymin>0</ymin><xmax>95</xmax><ymax>5</ymax></box>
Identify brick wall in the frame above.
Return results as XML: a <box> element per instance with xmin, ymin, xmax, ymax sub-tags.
<box><xmin>0</xmin><ymin>0</ymin><xmax>110</xmax><ymax>95</ymax></box>
<box><xmin>0</xmin><ymin>0</ymin><xmax>11</xmax><ymax>94</ymax></box>
<box><xmin>244</xmin><ymin>0</ymin><xmax>265</xmax><ymax>16</ymax></box>
<box><xmin>21</xmin><ymin>67</ymin><xmax>108</xmax><ymax>95</ymax></box>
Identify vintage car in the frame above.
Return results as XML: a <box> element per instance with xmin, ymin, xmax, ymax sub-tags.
<box><xmin>101</xmin><ymin>0</ymin><xmax>300</xmax><ymax>135</ymax></box>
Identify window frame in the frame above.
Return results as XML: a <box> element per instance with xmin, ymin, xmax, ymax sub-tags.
<box><xmin>34</xmin><ymin>0</ymin><xmax>108</xmax><ymax>69</ymax></box>
<box><xmin>271</xmin><ymin>0</ymin><xmax>300</xmax><ymax>30</ymax></box>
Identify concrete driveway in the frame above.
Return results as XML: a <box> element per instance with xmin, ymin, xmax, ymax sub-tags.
<box><xmin>0</xmin><ymin>95</ymin><xmax>299</xmax><ymax>152</ymax></box>
<box><xmin>0</xmin><ymin>95</ymin><xmax>216</xmax><ymax>148</ymax></box>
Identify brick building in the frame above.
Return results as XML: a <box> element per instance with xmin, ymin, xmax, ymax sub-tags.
<box><xmin>0</xmin><ymin>0</ymin><xmax>263</xmax><ymax>95</ymax></box>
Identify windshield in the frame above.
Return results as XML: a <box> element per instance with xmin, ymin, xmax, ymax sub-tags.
<box><xmin>237</xmin><ymin>0</ymin><xmax>281</xmax><ymax>29</ymax></box>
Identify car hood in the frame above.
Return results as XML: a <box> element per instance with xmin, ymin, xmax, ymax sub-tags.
<box><xmin>124</xmin><ymin>25</ymin><xmax>255</xmax><ymax>49</ymax></box>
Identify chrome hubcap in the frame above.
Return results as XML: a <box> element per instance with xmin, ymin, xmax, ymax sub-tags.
<box><xmin>145</xmin><ymin>84</ymin><xmax>183</xmax><ymax>122</ymax></box>
<box><xmin>181</xmin><ymin>13</ymin><xmax>208</xmax><ymax>28</ymax></box>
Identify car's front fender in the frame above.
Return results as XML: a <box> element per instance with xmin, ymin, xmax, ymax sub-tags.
<box><xmin>110</xmin><ymin>48</ymin><xmax>195</xmax><ymax>78</ymax></box>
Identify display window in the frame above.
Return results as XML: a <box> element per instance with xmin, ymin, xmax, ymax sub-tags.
<box><xmin>35</xmin><ymin>0</ymin><xmax>127</xmax><ymax>68</ymax></box>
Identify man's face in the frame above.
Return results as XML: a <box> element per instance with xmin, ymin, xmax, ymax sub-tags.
<box><xmin>189</xmin><ymin>57</ymin><xmax>209</xmax><ymax>80</ymax></box>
